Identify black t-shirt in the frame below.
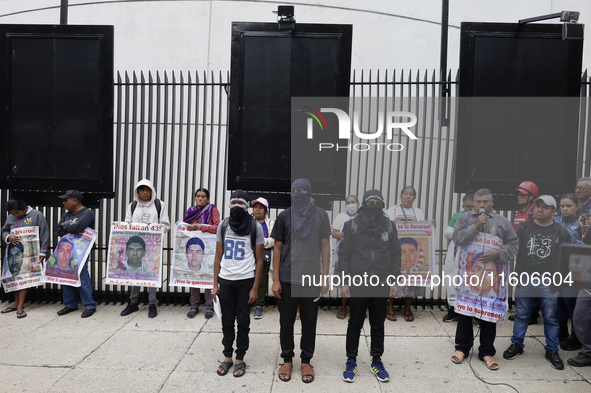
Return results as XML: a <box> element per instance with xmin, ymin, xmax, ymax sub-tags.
<box><xmin>271</xmin><ymin>206</ymin><xmax>331</xmax><ymax>285</ymax></box>
<box><xmin>522</xmin><ymin>222</ymin><xmax>555</xmax><ymax>274</ymax></box>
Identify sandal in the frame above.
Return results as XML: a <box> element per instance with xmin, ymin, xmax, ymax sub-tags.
<box><xmin>17</xmin><ymin>311</ymin><xmax>27</xmax><ymax>319</ymax></box>
<box><xmin>278</xmin><ymin>362</ymin><xmax>293</xmax><ymax>382</ymax></box>
<box><xmin>336</xmin><ymin>309</ymin><xmax>347</xmax><ymax>319</ymax></box>
<box><xmin>482</xmin><ymin>355</ymin><xmax>499</xmax><ymax>370</ymax></box>
<box><xmin>301</xmin><ymin>364</ymin><xmax>314</xmax><ymax>383</ymax></box>
<box><xmin>386</xmin><ymin>312</ymin><xmax>397</xmax><ymax>321</ymax></box>
<box><xmin>451</xmin><ymin>350</ymin><xmax>465</xmax><ymax>364</ymax></box>
<box><xmin>1</xmin><ymin>307</ymin><xmax>17</xmax><ymax>314</ymax></box>
<box><xmin>217</xmin><ymin>360</ymin><xmax>233</xmax><ymax>376</ymax></box>
<box><xmin>404</xmin><ymin>313</ymin><xmax>414</xmax><ymax>322</ymax></box>
<box><xmin>234</xmin><ymin>362</ymin><xmax>246</xmax><ymax>378</ymax></box>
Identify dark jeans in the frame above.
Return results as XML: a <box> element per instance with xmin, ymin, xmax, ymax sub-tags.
<box><xmin>455</xmin><ymin>314</ymin><xmax>496</xmax><ymax>360</ymax></box>
<box><xmin>218</xmin><ymin>277</ymin><xmax>254</xmax><ymax>360</ymax></box>
<box><xmin>277</xmin><ymin>282</ymin><xmax>319</xmax><ymax>364</ymax></box>
<box><xmin>573</xmin><ymin>290</ymin><xmax>591</xmax><ymax>357</ymax></box>
<box><xmin>346</xmin><ymin>291</ymin><xmax>388</xmax><ymax>360</ymax></box>
<box><xmin>255</xmin><ymin>263</ymin><xmax>269</xmax><ymax>307</ymax></box>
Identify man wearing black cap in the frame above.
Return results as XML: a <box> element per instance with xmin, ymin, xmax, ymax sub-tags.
<box><xmin>55</xmin><ymin>190</ymin><xmax>97</xmax><ymax>318</ymax></box>
<box><xmin>338</xmin><ymin>190</ymin><xmax>401</xmax><ymax>383</ymax></box>
<box><xmin>271</xmin><ymin>179</ymin><xmax>331</xmax><ymax>383</ymax></box>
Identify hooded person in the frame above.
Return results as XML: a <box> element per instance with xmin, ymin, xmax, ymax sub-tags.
<box><xmin>120</xmin><ymin>179</ymin><xmax>171</xmax><ymax>319</ymax></box>
<box><xmin>211</xmin><ymin>189</ymin><xmax>265</xmax><ymax>377</ymax></box>
<box><xmin>271</xmin><ymin>179</ymin><xmax>331</xmax><ymax>383</ymax></box>
<box><xmin>338</xmin><ymin>189</ymin><xmax>401</xmax><ymax>383</ymax></box>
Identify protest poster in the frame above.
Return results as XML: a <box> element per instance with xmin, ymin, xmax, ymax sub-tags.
<box><xmin>1</xmin><ymin>226</ymin><xmax>44</xmax><ymax>292</ymax></box>
<box><xmin>454</xmin><ymin>232</ymin><xmax>509</xmax><ymax>323</ymax></box>
<box><xmin>169</xmin><ymin>222</ymin><xmax>215</xmax><ymax>289</ymax></box>
<box><xmin>396</xmin><ymin>221</ymin><xmax>435</xmax><ymax>286</ymax></box>
<box><xmin>45</xmin><ymin>227</ymin><xmax>97</xmax><ymax>287</ymax></box>
<box><xmin>105</xmin><ymin>222</ymin><xmax>164</xmax><ymax>287</ymax></box>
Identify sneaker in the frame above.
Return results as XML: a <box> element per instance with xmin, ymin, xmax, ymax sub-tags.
<box><xmin>560</xmin><ymin>334</ymin><xmax>582</xmax><ymax>351</ymax></box>
<box><xmin>57</xmin><ymin>306</ymin><xmax>78</xmax><ymax>316</ymax></box>
<box><xmin>187</xmin><ymin>308</ymin><xmax>199</xmax><ymax>318</ymax></box>
<box><xmin>545</xmin><ymin>350</ymin><xmax>565</xmax><ymax>370</ymax></box>
<box><xmin>370</xmin><ymin>359</ymin><xmax>390</xmax><ymax>382</ymax></box>
<box><xmin>342</xmin><ymin>359</ymin><xmax>357</xmax><ymax>382</ymax></box>
<box><xmin>148</xmin><ymin>304</ymin><xmax>157</xmax><ymax>318</ymax></box>
<box><xmin>81</xmin><ymin>308</ymin><xmax>95</xmax><ymax>318</ymax></box>
<box><xmin>120</xmin><ymin>303</ymin><xmax>139</xmax><ymax>316</ymax></box>
<box><xmin>254</xmin><ymin>306</ymin><xmax>264</xmax><ymax>319</ymax></box>
<box><xmin>205</xmin><ymin>309</ymin><xmax>214</xmax><ymax>319</ymax></box>
<box><xmin>567</xmin><ymin>352</ymin><xmax>591</xmax><ymax>367</ymax></box>
<box><xmin>503</xmin><ymin>343</ymin><xmax>524</xmax><ymax>360</ymax></box>
<box><xmin>443</xmin><ymin>307</ymin><xmax>458</xmax><ymax>323</ymax></box>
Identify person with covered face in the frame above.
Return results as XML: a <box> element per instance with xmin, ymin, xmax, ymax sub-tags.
<box><xmin>120</xmin><ymin>179</ymin><xmax>171</xmax><ymax>319</ymax></box>
<box><xmin>211</xmin><ymin>190</ymin><xmax>264</xmax><ymax>377</ymax></box>
<box><xmin>271</xmin><ymin>179</ymin><xmax>331</xmax><ymax>384</ymax></box>
<box><xmin>1</xmin><ymin>199</ymin><xmax>50</xmax><ymax>319</ymax></box>
<box><xmin>338</xmin><ymin>190</ymin><xmax>401</xmax><ymax>383</ymax></box>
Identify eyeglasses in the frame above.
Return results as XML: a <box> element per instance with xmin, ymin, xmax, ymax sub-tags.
<box><xmin>575</xmin><ymin>186</ymin><xmax>589</xmax><ymax>191</ymax></box>
<box><xmin>462</xmin><ymin>205</ymin><xmax>475</xmax><ymax>210</ymax></box>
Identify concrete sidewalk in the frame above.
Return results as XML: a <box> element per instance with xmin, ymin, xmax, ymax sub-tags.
<box><xmin>0</xmin><ymin>302</ymin><xmax>589</xmax><ymax>393</ymax></box>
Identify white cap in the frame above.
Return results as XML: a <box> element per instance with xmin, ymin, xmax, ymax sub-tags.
<box><xmin>534</xmin><ymin>195</ymin><xmax>557</xmax><ymax>209</ymax></box>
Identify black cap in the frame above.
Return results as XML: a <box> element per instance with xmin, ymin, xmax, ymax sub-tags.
<box><xmin>58</xmin><ymin>190</ymin><xmax>84</xmax><ymax>202</ymax></box>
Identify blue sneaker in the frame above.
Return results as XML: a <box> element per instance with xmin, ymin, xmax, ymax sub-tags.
<box><xmin>342</xmin><ymin>359</ymin><xmax>357</xmax><ymax>382</ymax></box>
<box><xmin>370</xmin><ymin>359</ymin><xmax>390</xmax><ymax>382</ymax></box>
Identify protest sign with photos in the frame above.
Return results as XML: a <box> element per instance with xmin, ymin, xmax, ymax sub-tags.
<box><xmin>396</xmin><ymin>221</ymin><xmax>435</xmax><ymax>286</ymax></box>
<box><xmin>45</xmin><ymin>227</ymin><xmax>97</xmax><ymax>287</ymax></box>
<box><xmin>2</xmin><ymin>226</ymin><xmax>43</xmax><ymax>292</ymax></box>
<box><xmin>169</xmin><ymin>222</ymin><xmax>215</xmax><ymax>289</ymax></box>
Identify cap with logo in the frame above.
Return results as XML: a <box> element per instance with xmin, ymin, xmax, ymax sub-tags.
<box><xmin>58</xmin><ymin>190</ymin><xmax>84</xmax><ymax>202</ymax></box>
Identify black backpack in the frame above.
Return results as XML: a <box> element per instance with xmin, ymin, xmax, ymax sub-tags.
<box><xmin>130</xmin><ymin>199</ymin><xmax>162</xmax><ymax>220</ymax></box>
<box><xmin>220</xmin><ymin>217</ymin><xmax>259</xmax><ymax>249</ymax></box>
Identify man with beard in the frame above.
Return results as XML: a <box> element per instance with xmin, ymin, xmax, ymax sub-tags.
<box><xmin>271</xmin><ymin>179</ymin><xmax>331</xmax><ymax>384</ymax></box>
<box><xmin>338</xmin><ymin>190</ymin><xmax>401</xmax><ymax>383</ymax></box>
<box><xmin>211</xmin><ymin>190</ymin><xmax>264</xmax><ymax>378</ymax></box>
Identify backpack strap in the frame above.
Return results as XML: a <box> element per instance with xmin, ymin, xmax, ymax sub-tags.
<box><xmin>527</xmin><ymin>204</ymin><xmax>534</xmax><ymax>221</ymax></box>
<box><xmin>221</xmin><ymin>218</ymin><xmax>229</xmax><ymax>244</ymax></box>
<box><xmin>130</xmin><ymin>200</ymin><xmax>138</xmax><ymax>215</ymax></box>
<box><xmin>251</xmin><ymin>218</ymin><xmax>258</xmax><ymax>249</ymax></box>
<box><xmin>350</xmin><ymin>219</ymin><xmax>358</xmax><ymax>235</ymax></box>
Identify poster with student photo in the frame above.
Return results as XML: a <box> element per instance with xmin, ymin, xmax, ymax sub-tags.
<box><xmin>45</xmin><ymin>227</ymin><xmax>97</xmax><ymax>287</ymax></box>
<box><xmin>395</xmin><ymin>221</ymin><xmax>435</xmax><ymax>286</ymax></box>
<box><xmin>455</xmin><ymin>232</ymin><xmax>509</xmax><ymax>323</ymax></box>
<box><xmin>169</xmin><ymin>222</ymin><xmax>215</xmax><ymax>289</ymax></box>
<box><xmin>105</xmin><ymin>222</ymin><xmax>164</xmax><ymax>287</ymax></box>
<box><xmin>1</xmin><ymin>226</ymin><xmax>44</xmax><ymax>292</ymax></box>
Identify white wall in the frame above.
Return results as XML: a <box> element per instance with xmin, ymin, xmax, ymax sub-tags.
<box><xmin>1</xmin><ymin>0</ymin><xmax>589</xmax><ymax>73</ymax></box>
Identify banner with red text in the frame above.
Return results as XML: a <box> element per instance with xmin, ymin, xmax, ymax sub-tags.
<box><xmin>2</xmin><ymin>226</ymin><xmax>43</xmax><ymax>292</ymax></box>
<box><xmin>396</xmin><ymin>221</ymin><xmax>435</xmax><ymax>286</ymax></box>
<box><xmin>169</xmin><ymin>222</ymin><xmax>215</xmax><ymax>289</ymax></box>
<box><xmin>455</xmin><ymin>232</ymin><xmax>509</xmax><ymax>323</ymax></box>
<box><xmin>45</xmin><ymin>227</ymin><xmax>97</xmax><ymax>287</ymax></box>
<box><xmin>105</xmin><ymin>222</ymin><xmax>164</xmax><ymax>287</ymax></box>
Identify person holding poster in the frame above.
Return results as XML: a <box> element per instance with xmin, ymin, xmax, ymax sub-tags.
<box><xmin>184</xmin><ymin>188</ymin><xmax>220</xmax><ymax>319</ymax></box>
<box><xmin>251</xmin><ymin>197</ymin><xmax>275</xmax><ymax>319</ymax></box>
<box><xmin>338</xmin><ymin>190</ymin><xmax>401</xmax><ymax>383</ymax></box>
<box><xmin>503</xmin><ymin>195</ymin><xmax>571</xmax><ymax>370</ymax></box>
<box><xmin>120</xmin><ymin>179</ymin><xmax>170</xmax><ymax>319</ymax></box>
<box><xmin>55</xmin><ymin>190</ymin><xmax>98</xmax><ymax>318</ymax></box>
<box><xmin>211</xmin><ymin>189</ymin><xmax>264</xmax><ymax>377</ymax></box>
<box><xmin>451</xmin><ymin>188</ymin><xmax>518</xmax><ymax>370</ymax></box>
<box><xmin>385</xmin><ymin>186</ymin><xmax>436</xmax><ymax>322</ymax></box>
<box><xmin>1</xmin><ymin>200</ymin><xmax>49</xmax><ymax>318</ymax></box>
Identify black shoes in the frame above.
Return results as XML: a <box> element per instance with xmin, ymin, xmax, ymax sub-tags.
<box><xmin>545</xmin><ymin>350</ymin><xmax>565</xmax><ymax>370</ymax></box>
<box><xmin>81</xmin><ymin>308</ymin><xmax>96</xmax><ymax>318</ymax></box>
<box><xmin>148</xmin><ymin>304</ymin><xmax>157</xmax><ymax>318</ymax></box>
<box><xmin>120</xmin><ymin>303</ymin><xmax>139</xmax><ymax>316</ymax></box>
<box><xmin>567</xmin><ymin>352</ymin><xmax>591</xmax><ymax>367</ymax></box>
<box><xmin>503</xmin><ymin>343</ymin><xmax>524</xmax><ymax>360</ymax></box>
<box><xmin>443</xmin><ymin>307</ymin><xmax>458</xmax><ymax>323</ymax></box>
<box><xmin>560</xmin><ymin>334</ymin><xmax>582</xmax><ymax>351</ymax></box>
<box><xmin>57</xmin><ymin>306</ymin><xmax>78</xmax><ymax>316</ymax></box>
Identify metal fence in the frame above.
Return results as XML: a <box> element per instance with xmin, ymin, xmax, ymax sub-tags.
<box><xmin>2</xmin><ymin>69</ymin><xmax>591</xmax><ymax>309</ymax></box>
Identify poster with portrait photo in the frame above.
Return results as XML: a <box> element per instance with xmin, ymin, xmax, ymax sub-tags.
<box><xmin>105</xmin><ymin>222</ymin><xmax>164</xmax><ymax>287</ymax></box>
<box><xmin>169</xmin><ymin>222</ymin><xmax>216</xmax><ymax>289</ymax></box>
<box><xmin>395</xmin><ymin>221</ymin><xmax>435</xmax><ymax>286</ymax></box>
<box><xmin>455</xmin><ymin>232</ymin><xmax>509</xmax><ymax>323</ymax></box>
<box><xmin>45</xmin><ymin>227</ymin><xmax>97</xmax><ymax>287</ymax></box>
<box><xmin>1</xmin><ymin>226</ymin><xmax>44</xmax><ymax>292</ymax></box>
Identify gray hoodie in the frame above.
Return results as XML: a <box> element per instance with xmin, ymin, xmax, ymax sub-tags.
<box><xmin>2</xmin><ymin>207</ymin><xmax>50</xmax><ymax>257</ymax></box>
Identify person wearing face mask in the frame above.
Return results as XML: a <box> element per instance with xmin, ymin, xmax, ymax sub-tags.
<box><xmin>332</xmin><ymin>195</ymin><xmax>360</xmax><ymax>319</ymax></box>
<box><xmin>211</xmin><ymin>189</ymin><xmax>264</xmax><ymax>377</ymax></box>
<box><xmin>338</xmin><ymin>190</ymin><xmax>401</xmax><ymax>383</ymax></box>
<box><xmin>385</xmin><ymin>186</ymin><xmax>436</xmax><ymax>322</ymax></box>
<box><xmin>271</xmin><ymin>179</ymin><xmax>331</xmax><ymax>384</ymax></box>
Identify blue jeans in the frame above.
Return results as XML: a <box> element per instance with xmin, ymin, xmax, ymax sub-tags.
<box><xmin>63</xmin><ymin>262</ymin><xmax>97</xmax><ymax>310</ymax></box>
<box><xmin>511</xmin><ymin>284</ymin><xmax>559</xmax><ymax>352</ymax></box>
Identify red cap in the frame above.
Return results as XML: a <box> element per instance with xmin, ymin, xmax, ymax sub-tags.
<box><xmin>514</xmin><ymin>181</ymin><xmax>539</xmax><ymax>197</ymax></box>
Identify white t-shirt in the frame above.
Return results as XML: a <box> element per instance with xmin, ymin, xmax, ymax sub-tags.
<box><xmin>216</xmin><ymin>221</ymin><xmax>265</xmax><ymax>281</ymax></box>
<box><xmin>385</xmin><ymin>204</ymin><xmax>424</xmax><ymax>222</ymax></box>
<box><xmin>332</xmin><ymin>212</ymin><xmax>353</xmax><ymax>232</ymax></box>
